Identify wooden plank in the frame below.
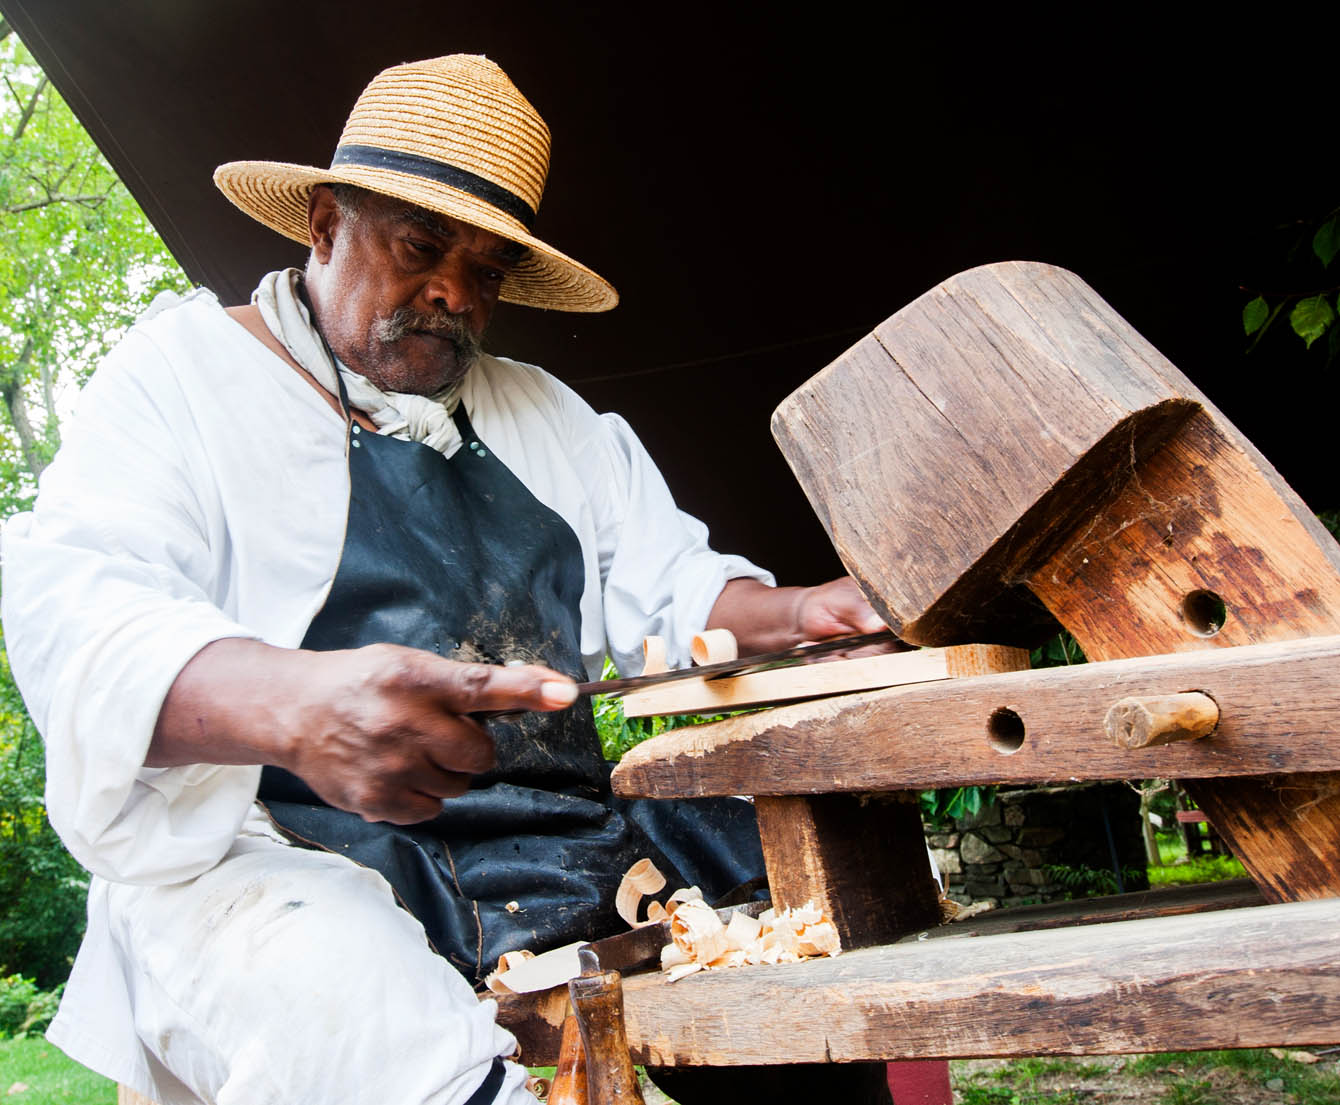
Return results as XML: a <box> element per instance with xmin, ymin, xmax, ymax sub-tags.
<box><xmin>610</xmin><ymin>634</ymin><xmax>1340</xmax><ymax>798</ymax></box>
<box><xmin>754</xmin><ymin>792</ymin><xmax>941</xmax><ymax>950</ymax></box>
<box><xmin>497</xmin><ymin>881</ymin><xmax>1267</xmax><ymax>1065</ymax></box>
<box><xmin>620</xmin><ymin>643</ymin><xmax>1028</xmax><ymax>718</ymax></box>
<box><xmin>498</xmin><ymin>898</ymin><xmax>1340</xmax><ymax>1065</ymax></box>
<box><xmin>621</xmin><ymin>648</ymin><xmax>951</xmax><ymax>717</ymax></box>
<box><xmin>919</xmin><ymin>878</ymin><xmax>1264</xmax><ymax>941</ymax></box>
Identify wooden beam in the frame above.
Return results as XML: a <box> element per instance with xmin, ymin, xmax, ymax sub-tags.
<box><xmin>611</xmin><ymin>634</ymin><xmax>1340</xmax><ymax>798</ymax></box>
<box><xmin>621</xmin><ymin>644</ymin><xmax>1026</xmax><ymax>718</ymax></box>
<box><xmin>497</xmin><ymin>898</ymin><xmax>1340</xmax><ymax>1066</ymax></box>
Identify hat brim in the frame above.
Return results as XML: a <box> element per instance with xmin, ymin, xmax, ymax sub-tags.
<box><xmin>214</xmin><ymin>160</ymin><xmax>618</xmax><ymax>313</ymax></box>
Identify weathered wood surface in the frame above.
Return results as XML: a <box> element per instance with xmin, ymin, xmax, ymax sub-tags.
<box><xmin>1026</xmin><ymin>404</ymin><xmax>1340</xmax><ymax>901</ymax></box>
<box><xmin>117</xmin><ymin>1089</ymin><xmax>159</xmax><ymax>1105</ymax></box>
<box><xmin>755</xmin><ymin>792</ymin><xmax>940</xmax><ymax>950</ymax></box>
<box><xmin>1104</xmin><ymin>692</ymin><xmax>1219</xmax><ymax>749</ymax></box>
<box><xmin>611</xmin><ymin>634</ymin><xmax>1340</xmax><ymax>798</ymax></box>
<box><xmin>497</xmin><ymin>898</ymin><xmax>1340</xmax><ymax>1066</ymax></box>
<box><xmin>919</xmin><ymin>878</ymin><xmax>1264</xmax><ymax>941</ymax></box>
<box><xmin>621</xmin><ymin>643</ymin><xmax>1027</xmax><ymax>718</ymax></box>
<box><xmin>771</xmin><ymin>261</ymin><xmax>1340</xmax><ymax>647</ymax></box>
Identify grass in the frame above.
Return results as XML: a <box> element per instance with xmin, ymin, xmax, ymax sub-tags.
<box><xmin>0</xmin><ymin>1036</ymin><xmax>115</xmax><ymax>1104</ymax></box>
<box><xmin>955</xmin><ymin>1049</ymin><xmax>1340</xmax><ymax>1105</ymax></box>
<box><xmin>1127</xmin><ymin>1048</ymin><xmax>1340</xmax><ymax>1105</ymax></box>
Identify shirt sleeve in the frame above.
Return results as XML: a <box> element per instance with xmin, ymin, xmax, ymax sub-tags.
<box><xmin>1</xmin><ymin>327</ymin><xmax>262</xmax><ymax>885</ymax></box>
<box><xmin>576</xmin><ymin>406</ymin><xmax>775</xmax><ymax>677</ymax></box>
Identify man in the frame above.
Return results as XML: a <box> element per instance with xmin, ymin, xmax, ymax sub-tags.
<box><xmin>2</xmin><ymin>55</ymin><xmax>889</xmax><ymax>1104</ymax></box>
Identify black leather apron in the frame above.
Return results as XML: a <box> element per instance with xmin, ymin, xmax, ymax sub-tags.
<box><xmin>259</xmin><ymin>392</ymin><xmax>763</xmax><ymax>983</ymax></box>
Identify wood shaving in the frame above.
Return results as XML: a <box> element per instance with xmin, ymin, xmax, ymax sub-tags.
<box><xmin>661</xmin><ymin>896</ymin><xmax>841</xmax><ymax>981</ymax></box>
<box><xmin>690</xmin><ymin>628</ymin><xmax>738</xmax><ymax>666</ymax></box>
<box><xmin>642</xmin><ymin>635</ymin><xmax>669</xmax><ymax>675</ymax></box>
<box><xmin>505</xmin><ymin>900</ymin><xmax>522</xmax><ymax>913</ymax></box>
<box><xmin>615</xmin><ymin>857</ymin><xmax>668</xmax><ymax>926</ymax></box>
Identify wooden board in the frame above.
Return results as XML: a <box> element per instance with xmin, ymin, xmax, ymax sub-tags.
<box><xmin>611</xmin><ymin>634</ymin><xmax>1340</xmax><ymax>798</ymax></box>
<box><xmin>621</xmin><ymin>643</ymin><xmax>1026</xmax><ymax>717</ymax></box>
<box><xmin>496</xmin><ymin>898</ymin><xmax>1340</xmax><ymax>1066</ymax></box>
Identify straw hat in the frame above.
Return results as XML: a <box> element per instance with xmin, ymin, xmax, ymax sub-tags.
<box><xmin>214</xmin><ymin>55</ymin><xmax>616</xmax><ymax>312</ymax></box>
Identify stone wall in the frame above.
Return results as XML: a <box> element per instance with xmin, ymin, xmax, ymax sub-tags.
<box><xmin>927</xmin><ymin>782</ymin><xmax>1149</xmax><ymax>908</ymax></box>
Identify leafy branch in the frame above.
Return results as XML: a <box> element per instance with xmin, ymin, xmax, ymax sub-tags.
<box><xmin>1242</xmin><ymin>208</ymin><xmax>1340</xmax><ymax>358</ymax></box>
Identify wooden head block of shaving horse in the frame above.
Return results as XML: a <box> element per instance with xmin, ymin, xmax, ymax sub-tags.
<box><xmin>772</xmin><ymin>260</ymin><xmax>1340</xmax><ymax>901</ymax></box>
<box><xmin>772</xmin><ymin>261</ymin><xmax>1340</xmax><ymax>648</ymax></box>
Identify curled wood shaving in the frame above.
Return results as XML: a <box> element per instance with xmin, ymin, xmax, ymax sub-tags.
<box><xmin>661</xmin><ymin>897</ymin><xmax>841</xmax><ymax>981</ymax></box>
<box><xmin>690</xmin><ymin>628</ymin><xmax>738</xmax><ymax>666</ymax></box>
<box><xmin>616</xmin><ymin>857</ymin><xmax>668</xmax><ymax>926</ymax></box>
<box><xmin>642</xmin><ymin>635</ymin><xmax>669</xmax><ymax>675</ymax></box>
<box><xmin>484</xmin><ymin>949</ymin><xmax>536</xmax><ymax>994</ymax></box>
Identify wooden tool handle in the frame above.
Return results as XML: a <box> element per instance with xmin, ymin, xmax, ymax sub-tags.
<box><xmin>568</xmin><ymin>970</ymin><xmax>645</xmax><ymax>1105</ymax></box>
<box><xmin>547</xmin><ymin>1005</ymin><xmax>589</xmax><ymax>1105</ymax></box>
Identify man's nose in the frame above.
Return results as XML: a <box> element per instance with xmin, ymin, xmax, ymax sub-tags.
<box><xmin>422</xmin><ymin>262</ymin><xmax>476</xmax><ymax>318</ymax></box>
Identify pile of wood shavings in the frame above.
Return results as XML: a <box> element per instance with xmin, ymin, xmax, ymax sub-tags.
<box><xmin>658</xmin><ymin>887</ymin><xmax>840</xmax><ymax>982</ymax></box>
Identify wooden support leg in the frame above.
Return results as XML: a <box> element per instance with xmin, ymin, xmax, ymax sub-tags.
<box><xmin>754</xmin><ymin>791</ymin><xmax>941</xmax><ymax>949</ymax></box>
<box><xmin>1030</xmin><ymin>410</ymin><xmax>1340</xmax><ymax>901</ymax></box>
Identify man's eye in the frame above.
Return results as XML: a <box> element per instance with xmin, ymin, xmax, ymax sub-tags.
<box><xmin>406</xmin><ymin>239</ymin><xmax>437</xmax><ymax>256</ymax></box>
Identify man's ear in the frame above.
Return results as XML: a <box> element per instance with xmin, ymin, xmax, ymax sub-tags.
<box><xmin>308</xmin><ymin>186</ymin><xmax>340</xmax><ymax>263</ymax></box>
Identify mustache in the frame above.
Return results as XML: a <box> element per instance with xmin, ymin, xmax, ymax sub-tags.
<box><xmin>373</xmin><ymin>307</ymin><xmax>482</xmax><ymax>364</ymax></box>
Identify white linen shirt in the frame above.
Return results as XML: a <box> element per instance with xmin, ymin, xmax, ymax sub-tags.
<box><xmin>0</xmin><ymin>288</ymin><xmax>771</xmax><ymax>1082</ymax></box>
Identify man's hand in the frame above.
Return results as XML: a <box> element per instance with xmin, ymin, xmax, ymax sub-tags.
<box><xmin>706</xmin><ymin>576</ymin><xmax>888</xmax><ymax>656</ymax></box>
<box><xmin>792</xmin><ymin>576</ymin><xmax>887</xmax><ymax>642</ymax></box>
<box><xmin>147</xmin><ymin>639</ymin><xmax>577</xmax><ymax>825</ymax></box>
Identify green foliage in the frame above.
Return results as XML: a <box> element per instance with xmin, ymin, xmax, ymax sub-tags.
<box><xmin>0</xmin><ymin>1034</ymin><xmax>117</xmax><ymax>1103</ymax></box>
<box><xmin>920</xmin><ymin>785</ymin><xmax>993</xmax><ymax>826</ymax></box>
<box><xmin>590</xmin><ymin>657</ymin><xmax>729</xmax><ymax>761</ymax></box>
<box><xmin>0</xmin><ymin>974</ymin><xmax>37</xmax><ymax>1037</ymax></box>
<box><xmin>1043</xmin><ymin>862</ymin><xmax>1144</xmax><ymax>897</ymax></box>
<box><xmin>1241</xmin><ymin>204</ymin><xmax>1340</xmax><ymax>363</ymax></box>
<box><xmin>1147</xmin><ymin>853</ymin><xmax>1247</xmax><ymax>887</ymax></box>
<box><xmin>0</xmin><ymin>30</ymin><xmax>189</xmax><ymax>513</ymax></box>
<box><xmin>0</xmin><ymin>635</ymin><xmax>87</xmax><ymax>989</ymax></box>
<box><xmin>1030</xmin><ymin>630</ymin><xmax>1085</xmax><ymax>668</ymax></box>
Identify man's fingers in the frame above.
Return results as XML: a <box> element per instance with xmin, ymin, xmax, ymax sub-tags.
<box><xmin>421</xmin><ymin>657</ymin><xmax>578</xmax><ymax>715</ymax></box>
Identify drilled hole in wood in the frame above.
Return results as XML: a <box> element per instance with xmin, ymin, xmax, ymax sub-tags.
<box><xmin>987</xmin><ymin>707</ymin><xmax>1025</xmax><ymax>754</ymax></box>
<box><xmin>1181</xmin><ymin>589</ymin><xmax>1227</xmax><ymax>637</ymax></box>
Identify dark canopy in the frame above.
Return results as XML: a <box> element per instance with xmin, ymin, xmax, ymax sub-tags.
<box><xmin>4</xmin><ymin>2</ymin><xmax>1329</xmax><ymax>583</ymax></box>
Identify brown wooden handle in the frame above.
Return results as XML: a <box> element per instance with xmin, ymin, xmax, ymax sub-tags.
<box><xmin>1105</xmin><ymin>691</ymin><xmax>1219</xmax><ymax>749</ymax></box>
<box><xmin>568</xmin><ymin>970</ymin><xmax>645</xmax><ymax>1105</ymax></box>
<box><xmin>546</xmin><ymin>1007</ymin><xmax>589</xmax><ymax>1105</ymax></box>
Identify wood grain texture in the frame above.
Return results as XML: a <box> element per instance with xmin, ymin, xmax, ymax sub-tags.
<box><xmin>497</xmin><ymin>882</ymin><xmax>1267</xmax><ymax>1065</ymax></box>
<box><xmin>1029</xmin><ymin>407</ymin><xmax>1340</xmax><ymax>900</ymax></box>
<box><xmin>754</xmin><ymin>793</ymin><xmax>941</xmax><ymax>950</ymax></box>
<box><xmin>772</xmin><ymin>261</ymin><xmax>1206</xmax><ymax>645</ymax></box>
<box><xmin>610</xmin><ymin>635</ymin><xmax>1340</xmax><ymax>798</ymax></box>
<box><xmin>117</xmin><ymin>1089</ymin><xmax>159</xmax><ymax>1105</ymax></box>
<box><xmin>621</xmin><ymin>648</ymin><xmax>951</xmax><ymax>717</ymax></box>
<box><xmin>498</xmin><ymin>898</ymin><xmax>1340</xmax><ymax>1066</ymax></box>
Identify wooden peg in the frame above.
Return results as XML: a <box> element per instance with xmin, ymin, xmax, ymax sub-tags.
<box><xmin>1105</xmin><ymin>692</ymin><xmax>1219</xmax><ymax>749</ymax></box>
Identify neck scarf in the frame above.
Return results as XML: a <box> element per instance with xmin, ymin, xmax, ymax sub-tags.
<box><xmin>252</xmin><ymin>268</ymin><xmax>466</xmax><ymax>455</ymax></box>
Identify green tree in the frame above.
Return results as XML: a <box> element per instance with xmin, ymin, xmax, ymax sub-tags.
<box><xmin>0</xmin><ymin>23</ymin><xmax>190</xmax><ymax>986</ymax></box>
<box><xmin>0</xmin><ymin>21</ymin><xmax>189</xmax><ymax>513</ymax></box>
